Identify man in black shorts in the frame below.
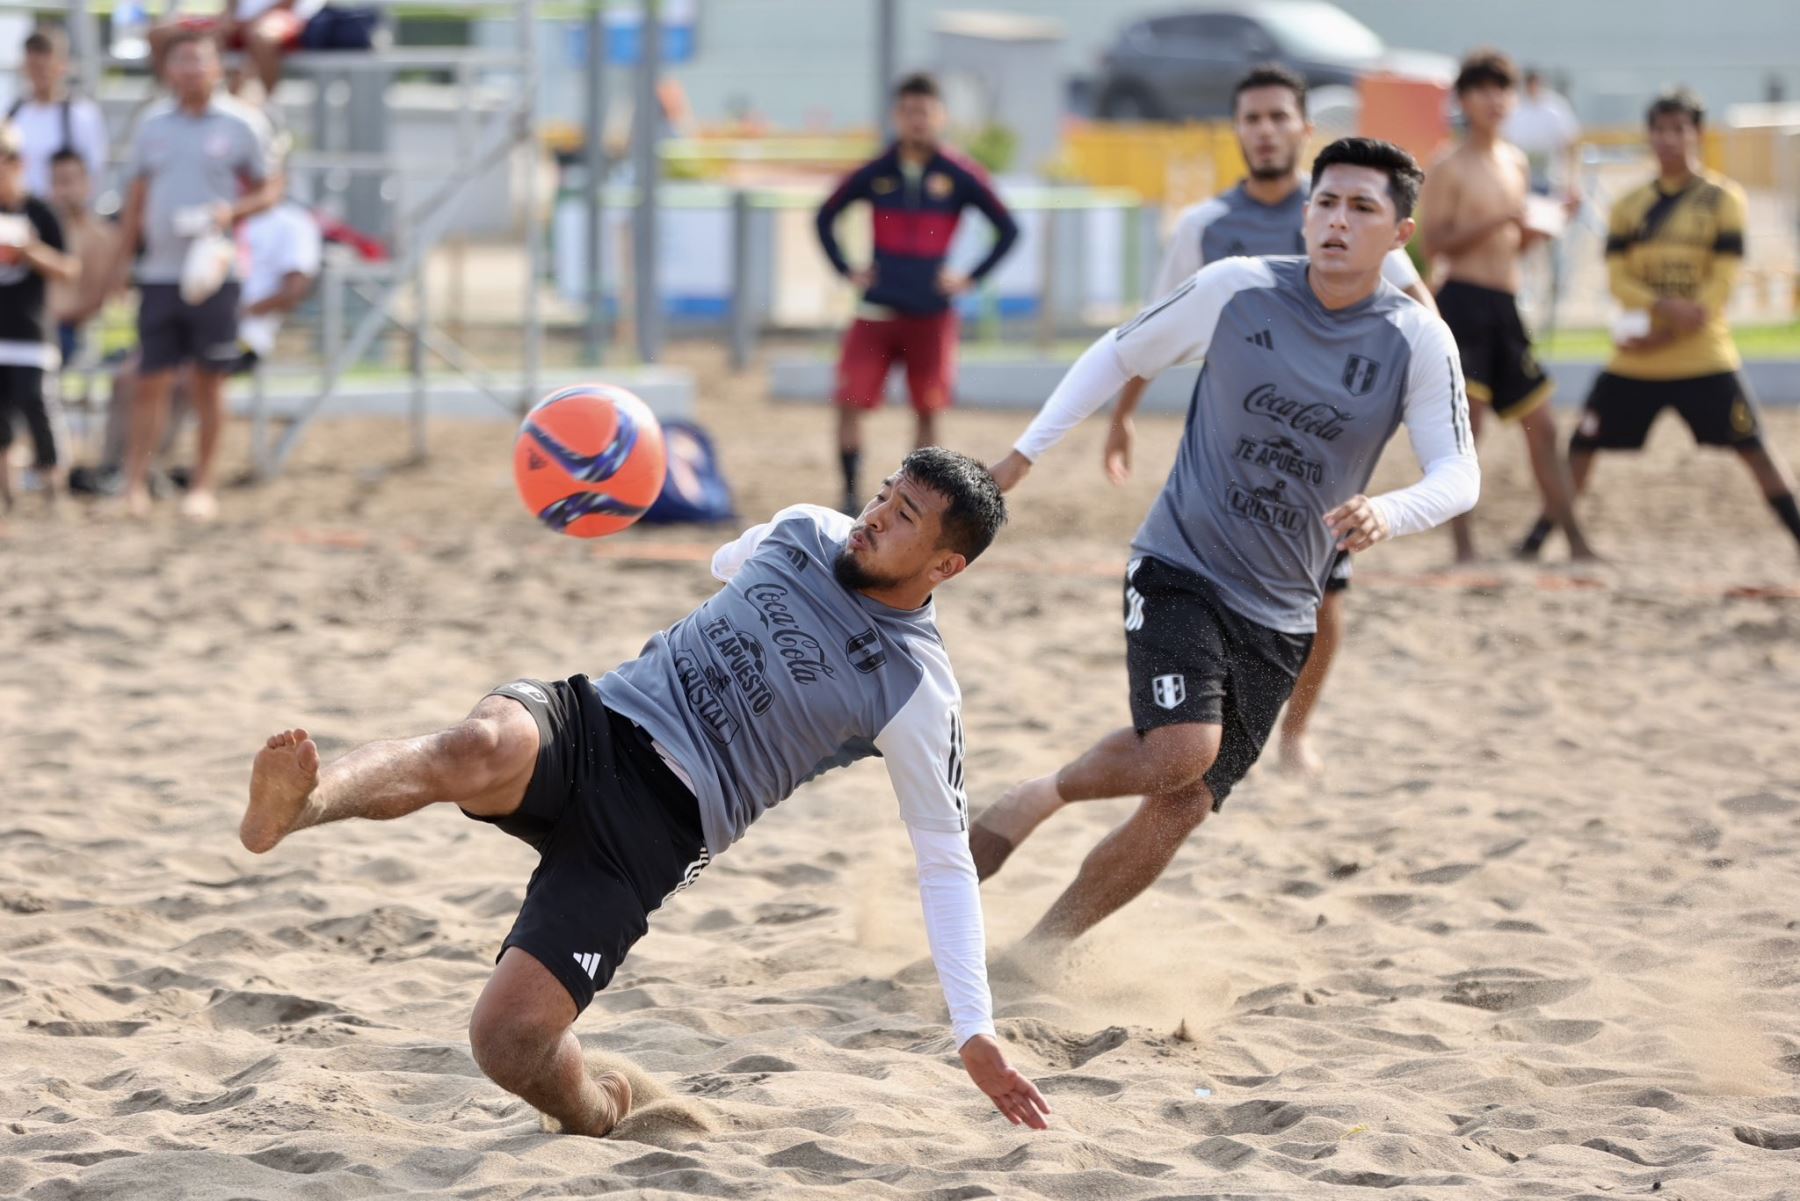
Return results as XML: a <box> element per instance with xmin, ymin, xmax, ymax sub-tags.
<box><xmin>1418</xmin><ymin>50</ymin><xmax>1595</xmax><ymax>562</ymax></box>
<box><xmin>112</xmin><ymin>29</ymin><xmax>277</xmax><ymax>520</ymax></box>
<box><xmin>237</xmin><ymin>450</ymin><xmax>1049</xmax><ymax>1138</ymax></box>
<box><xmin>0</xmin><ymin>121</ymin><xmax>77</xmax><ymax>511</ymax></box>
<box><xmin>1518</xmin><ymin>90</ymin><xmax>1800</xmax><ymax>559</ymax></box>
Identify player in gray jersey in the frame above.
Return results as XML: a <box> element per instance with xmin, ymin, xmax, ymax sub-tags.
<box><xmin>237</xmin><ymin>448</ymin><xmax>1049</xmax><ymax>1137</ymax></box>
<box><xmin>976</xmin><ymin>139</ymin><xmax>1479</xmax><ymax>944</ymax></box>
<box><xmin>1107</xmin><ymin>65</ymin><xmax>1438</xmax><ymax>780</ymax></box>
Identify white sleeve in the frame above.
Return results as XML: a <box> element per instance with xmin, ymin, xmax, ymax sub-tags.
<box><xmin>1366</xmin><ymin>314</ymin><xmax>1481</xmax><ymax>538</ymax></box>
<box><xmin>874</xmin><ymin>652</ymin><xmax>969</xmax><ymax>834</ymax></box>
<box><xmin>1380</xmin><ymin>248</ymin><xmax>1421</xmax><ymax>290</ymax></box>
<box><xmin>284</xmin><ymin>211</ymin><xmax>324</xmax><ymax>278</ymax></box>
<box><xmin>908</xmin><ymin>824</ymin><xmax>995</xmax><ymax>1047</ymax></box>
<box><xmin>1013</xmin><ymin>257</ymin><xmax>1271</xmax><ymax>463</ymax></box>
<box><xmin>710</xmin><ymin>503</ymin><xmax>851</xmax><ymax>582</ymax></box>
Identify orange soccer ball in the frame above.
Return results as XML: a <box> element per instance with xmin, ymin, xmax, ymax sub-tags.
<box><xmin>513</xmin><ymin>384</ymin><xmax>668</xmax><ymax>538</ymax></box>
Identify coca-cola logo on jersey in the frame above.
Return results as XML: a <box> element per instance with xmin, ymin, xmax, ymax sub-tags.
<box><xmin>1241</xmin><ymin>383</ymin><xmax>1349</xmax><ymax>442</ymax></box>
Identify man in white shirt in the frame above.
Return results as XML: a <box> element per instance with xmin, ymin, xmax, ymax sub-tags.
<box><xmin>6</xmin><ymin>27</ymin><xmax>108</xmax><ymax>199</ymax></box>
<box><xmin>1504</xmin><ymin>69</ymin><xmax>1581</xmax><ymax>196</ymax></box>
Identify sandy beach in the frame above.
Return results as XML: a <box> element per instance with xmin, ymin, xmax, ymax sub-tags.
<box><xmin>4</xmin><ymin>348</ymin><xmax>1799</xmax><ymax>1199</ymax></box>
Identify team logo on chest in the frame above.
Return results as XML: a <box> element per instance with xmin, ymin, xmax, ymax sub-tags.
<box><xmin>1342</xmin><ymin>354</ymin><xmax>1381</xmax><ymax>397</ymax></box>
<box><xmin>846</xmin><ymin>629</ymin><xmax>887</xmax><ymax>674</ymax></box>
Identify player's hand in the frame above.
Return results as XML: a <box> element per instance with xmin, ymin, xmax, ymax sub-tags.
<box><xmin>1561</xmin><ymin>190</ymin><xmax>1583</xmax><ymax>220</ymax></box>
<box><xmin>1324</xmin><ymin>494</ymin><xmax>1390</xmax><ymax>553</ymax></box>
<box><xmin>211</xmin><ymin>201</ymin><xmax>235</xmax><ymax>232</ymax></box>
<box><xmin>937</xmin><ymin>268</ymin><xmax>973</xmax><ymax>297</ymax></box>
<box><xmin>849</xmin><ymin>266</ymin><xmax>877</xmax><ymax>291</ymax></box>
<box><xmin>1103</xmin><ymin>416</ymin><xmax>1134</xmax><ymax>485</ymax></box>
<box><xmin>988</xmin><ymin>450</ymin><xmax>1031</xmax><ymax>493</ymax></box>
<box><xmin>1654</xmin><ymin>296</ymin><xmax>1706</xmax><ymax>334</ymax></box>
<box><xmin>959</xmin><ymin>1035</ymin><xmax>1050</xmax><ymax>1130</ymax></box>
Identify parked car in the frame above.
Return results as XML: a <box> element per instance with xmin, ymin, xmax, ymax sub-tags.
<box><xmin>1092</xmin><ymin>1</ymin><xmax>1453</xmax><ymax>120</ymax></box>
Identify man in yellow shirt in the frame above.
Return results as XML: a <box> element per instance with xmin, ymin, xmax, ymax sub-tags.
<box><xmin>1519</xmin><ymin>90</ymin><xmax>1800</xmax><ymax>557</ymax></box>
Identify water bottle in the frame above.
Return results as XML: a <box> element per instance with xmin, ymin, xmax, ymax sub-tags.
<box><xmin>111</xmin><ymin>0</ymin><xmax>150</xmax><ymax>62</ymax></box>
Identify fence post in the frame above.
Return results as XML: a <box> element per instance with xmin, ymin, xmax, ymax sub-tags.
<box><xmin>729</xmin><ymin>189</ymin><xmax>754</xmax><ymax>370</ymax></box>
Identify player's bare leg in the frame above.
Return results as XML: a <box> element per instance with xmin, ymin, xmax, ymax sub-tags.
<box><xmin>1520</xmin><ymin>406</ymin><xmax>1599</xmax><ymax>560</ymax></box>
<box><xmin>973</xmin><ymin>723</ymin><xmax>1219</xmax><ymax>881</ymax></box>
<box><xmin>914</xmin><ymin>409</ymin><xmax>940</xmax><ymax>451</ymax></box>
<box><xmin>1450</xmin><ymin>402</ymin><xmax>1487</xmax><ymax>562</ymax></box>
<box><xmin>240</xmin><ymin>695</ymin><xmax>538</xmax><ymax>853</ymax></box>
<box><xmin>470</xmin><ymin>948</ymin><xmax>633</xmax><ymax>1137</ymax></box>
<box><xmin>1519</xmin><ymin>444</ymin><xmax>1598</xmax><ymax>557</ymax></box>
<box><xmin>1026</xmin><ymin>778</ymin><xmax>1213</xmax><ymax>944</ymax></box>
<box><xmin>1278</xmin><ymin>590</ymin><xmax>1342</xmax><ymax>777</ymax></box>
<box><xmin>1735</xmin><ymin>444</ymin><xmax>1800</xmax><ymax>558</ymax></box>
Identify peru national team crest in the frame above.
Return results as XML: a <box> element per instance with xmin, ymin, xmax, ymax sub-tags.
<box><xmin>1342</xmin><ymin>354</ymin><xmax>1381</xmax><ymax>396</ymax></box>
<box><xmin>1152</xmin><ymin>673</ymin><xmax>1186</xmax><ymax>711</ymax></box>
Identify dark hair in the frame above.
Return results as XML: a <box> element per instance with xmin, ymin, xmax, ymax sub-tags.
<box><xmin>901</xmin><ymin>447</ymin><xmax>1007</xmax><ymax>562</ymax></box>
<box><xmin>160</xmin><ymin>26</ymin><xmax>218</xmax><ymax>58</ymax></box>
<box><xmin>1454</xmin><ymin>48</ymin><xmax>1518</xmax><ymax>95</ymax></box>
<box><xmin>1523</xmin><ymin>68</ymin><xmax>1543</xmax><ymax>86</ymax></box>
<box><xmin>1646</xmin><ymin>88</ymin><xmax>1704</xmax><ymax>131</ymax></box>
<box><xmin>1232</xmin><ymin>64</ymin><xmax>1308</xmax><ymax>118</ymax></box>
<box><xmin>24</xmin><ymin>28</ymin><xmax>65</xmax><ymax>56</ymax></box>
<box><xmin>895</xmin><ymin>72</ymin><xmax>940</xmax><ymax>102</ymax></box>
<box><xmin>1310</xmin><ymin>137</ymin><xmax>1425</xmax><ymax>220</ymax></box>
<box><xmin>50</xmin><ymin>148</ymin><xmax>86</xmax><ymax>170</ymax></box>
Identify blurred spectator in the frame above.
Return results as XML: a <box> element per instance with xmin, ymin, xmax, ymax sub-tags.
<box><xmin>0</xmin><ymin>122</ymin><xmax>77</xmax><ymax>512</ymax></box>
<box><xmin>94</xmin><ymin>192</ymin><xmax>322</xmax><ymax>484</ymax></box>
<box><xmin>47</xmin><ymin>149</ymin><xmax>118</xmax><ymax>368</ymax></box>
<box><xmin>1505</xmin><ymin>68</ymin><xmax>1581</xmax><ymax>196</ymax></box>
<box><xmin>152</xmin><ymin>2</ymin><xmax>380</xmax><ymax>95</ymax></box>
<box><xmin>7</xmin><ymin>27</ymin><xmax>108</xmax><ymax>199</ymax></box>
<box><xmin>111</xmin><ymin>29</ymin><xmax>277</xmax><ymax>521</ymax></box>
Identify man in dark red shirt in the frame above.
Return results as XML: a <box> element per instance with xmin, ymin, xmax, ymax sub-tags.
<box><xmin>816</xmin><ymin>73</ymin><xmax>1019</xmax><ymax>512</ymax></box>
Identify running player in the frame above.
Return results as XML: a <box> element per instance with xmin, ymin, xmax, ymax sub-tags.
<box><xmin>1105</xmin><ymin>64</ymin><xmax>1438</xmax><ymax>779</ymax></box>
<box><xmin>238</xmin><ymin>449</ymin><xmax>1049</xmax><ymax>1136</ymax></box>
<box><xmin>973</xmin><ymin>139</ymin><xmax>1479</xmax><ymax>943</ymax></box>
<box><xmin>1518</xmin><ymin>90</ymin><xmax>1800</xmax><ymax>559</ymax></box>
<box><xmin>1419</xmin><ymin>49</ymin><xmax>1596</xmax><ymax>563</ymax></box>
<box><xmin>816</xmin><ymin>73</ymin><xmax>1019</xmax><ymax>514</ymax></box>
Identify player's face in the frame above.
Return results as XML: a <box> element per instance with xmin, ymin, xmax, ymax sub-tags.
<box><xmin>50</xmin><ymin>159</ymin><xmax>89</xmax><ymax>213</ymax></box>
<box><xmin>1233</xmin><ymin>86</ymin><xmax>1310</xmax><ymax>181</ymax></box>
<box><xmin>1649</xmin><ymin>112</ymin><xmax>1700</xmax><ymax>174</ymax></box>
<box><xmin>1304</xmin><ymin>164</ymin><xmax>1412</xmax><ymax>274</ymax></box>
<box><xmin>893</xmin><ymin>94</ymin><xmax>945</xmax><ymax>149</ymax></box>
<box><xmin>1458</xmin><ymin>83</ymin><xmax>1514</xmax><ymax>135</ymax></box>
<box><xmin>836</xmin><ymin>473</ymin><xmax>964</xmax><ymax>595</ymax></box>
<box><xmin>168</xmin><ymin>39</ymin><xmax>222</xmax><ymax>103</ymax></box>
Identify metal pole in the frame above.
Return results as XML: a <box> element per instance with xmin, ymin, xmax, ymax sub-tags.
<box><xmin>583</xmin><ymin>0</ymin><xmax>608</xmax><ymax>363</ymax></box>
<box><xmin>67</xmin><ymin>0</ymin><xmax>104</xmax><ymax>96</ymax></box>
<box><xmin>728</xmin><ymin>189</ymin><xmax>753</xmax><ymax>369</ymax></box>
<box><xmin>876</xmin><ymin>0</ymin><xmax>897</xmax><ymax>138</ymax></box>
<box><xmin>409</xmin><ymin>210</ymin><xmax>428</xmax><ymax>461</ymax></box>
<box><xmin>632</xmin><ymin>0</ymin><xmax>662</xmax><ymax>363</ymax></box>
<box><xmin>521</xmin><ymin>0</ymin><xmax>543</xmax><ymax>408</ymax></box>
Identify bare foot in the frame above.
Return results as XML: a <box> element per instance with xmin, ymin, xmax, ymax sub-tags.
<box><xmin>584</xmin><ymin>1070</ymin><xmax>632</xmax><ymax>1137</ymax></box>
<box><xmin>242</xmin><ymin>728</ymin><xmax>320</xmax><ymax>853</ymax></box>
<box><xmin>180</xmin><ymin>489</ymin><xmax>219</xmax><ymax>523</ymax></box>
<box><xmin>971</xmin><ymin>776</ymin><xmax>1065</xmax><ymax>880</ymax></box>
<box><xmin>1277</xmin><ymin>732</ymin><xmax>1325</xmax><ymax>780</ymax></box>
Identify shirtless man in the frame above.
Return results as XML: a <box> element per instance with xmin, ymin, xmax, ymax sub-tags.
<box><xmin>1419</xmin><ymin>49</ymin><xmax>1595</xmax><ymax>563</ymax></box>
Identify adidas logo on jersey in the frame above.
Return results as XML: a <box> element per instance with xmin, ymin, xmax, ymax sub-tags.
<box><xmin>1245</xmin><ymin>330</ymin><xmax>1274</xmax><ymax>349</ymax></box>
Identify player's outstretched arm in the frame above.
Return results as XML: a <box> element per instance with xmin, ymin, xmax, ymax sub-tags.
<box><xmin>1359</xmin><ymin>316</ymin><xmax>1481</xmax><ymax>541</ymax></box>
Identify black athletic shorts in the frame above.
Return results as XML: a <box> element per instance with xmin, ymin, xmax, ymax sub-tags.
<box><xmin>1570</xmin><ymin>370</ymin><xmax>1764</xmax><ymax>452</ymax></box>
<box><xmin>1324</xmin><ymin>549</ymin><xmax>1352</xmax><ymax>594</ymax></box>
<box><xmin>1123</xmin><ymin>557</ymin><xmax>1313</xmax><ymax>808</ymax></box>
<box><xmin>471</xmin><ymin>674</ymin><xmax>709</xmax><ymax>1012</ymax></box>
<box><xmin>1435</xmin><ymin>279</ymin><xmax>1553</xmax><ymax>422</ymax></box>
<box><xmin>137</xmin><ymin>281</ymin><xmax>242</xmax><ymax>374</ymax></box>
